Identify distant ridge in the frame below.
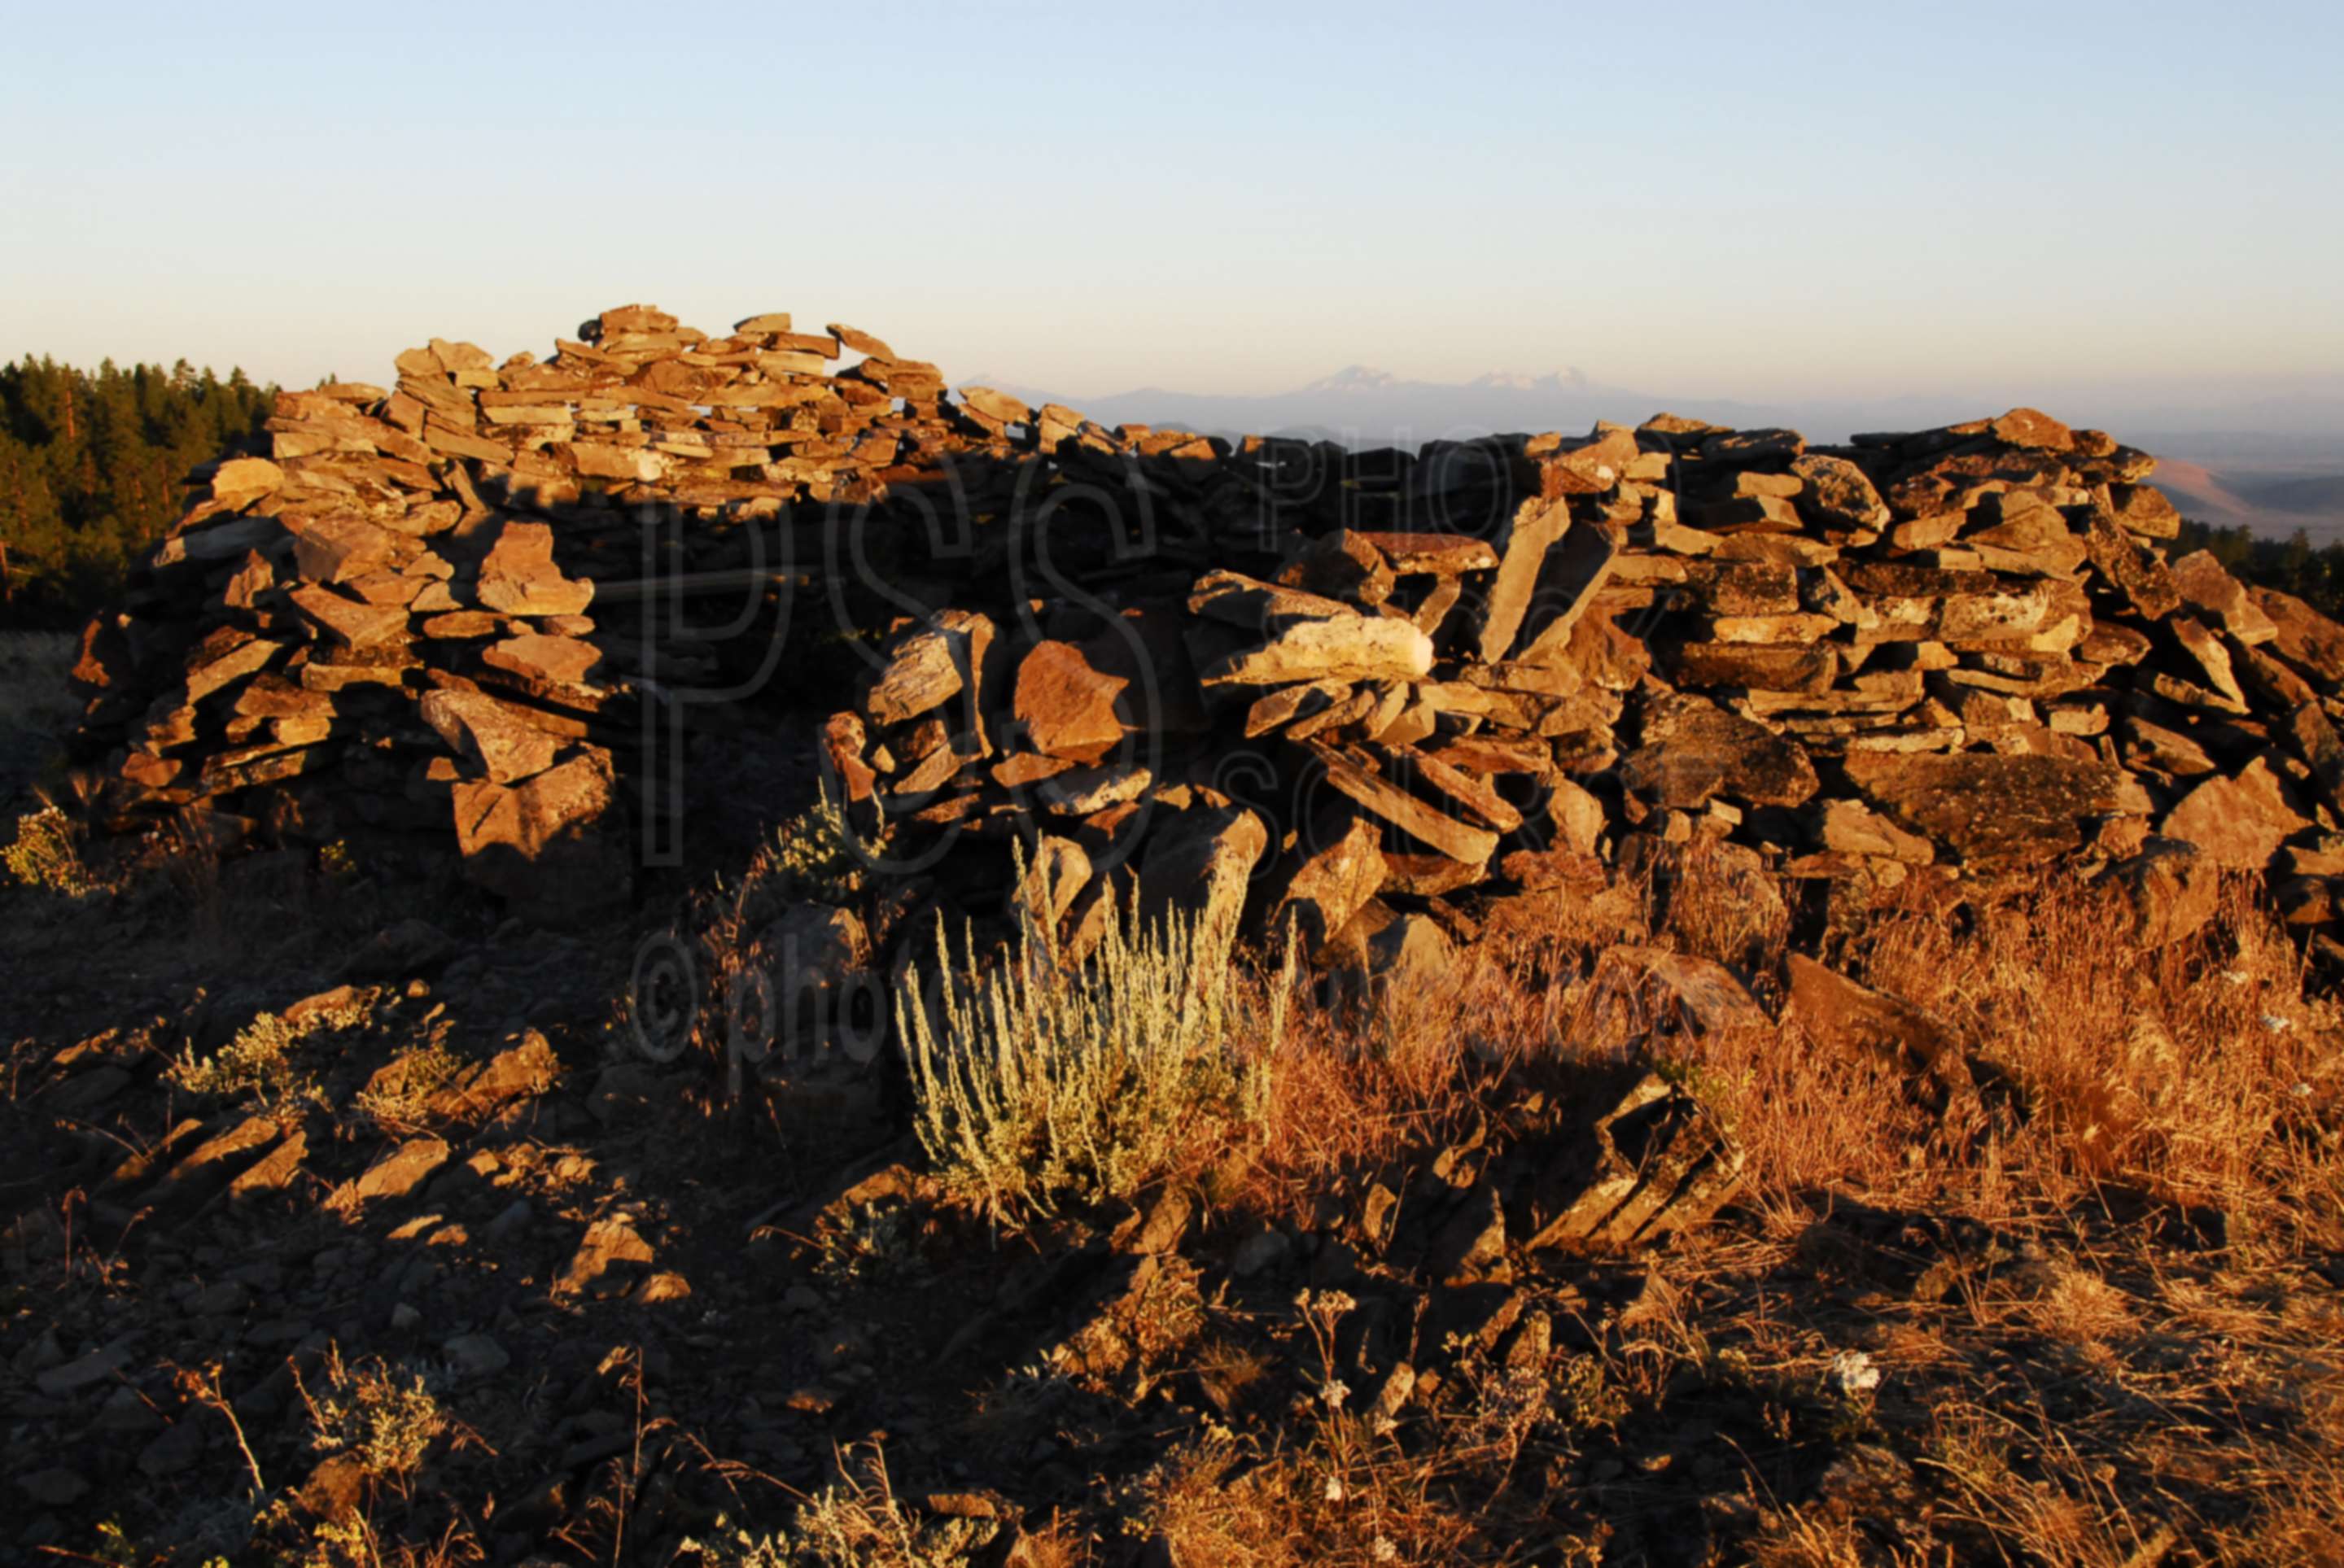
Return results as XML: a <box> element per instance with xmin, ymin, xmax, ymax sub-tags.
<box><xmin>966</xmin><ymin>367</ymin><xmax>2344</xmax><ymax>537</ymax></box>
<box><xmin>2151</xmin><ymin>457</ymin><xmax>2344</xmax><ymax>541</ymax></box>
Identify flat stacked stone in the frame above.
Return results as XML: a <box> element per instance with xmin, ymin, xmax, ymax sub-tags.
<box><xmin>62</xmin><ymin>304</ymin><xmax>2344</xmax><ymax>963</ymax></box>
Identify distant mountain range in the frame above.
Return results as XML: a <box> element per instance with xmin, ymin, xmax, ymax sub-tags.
<box><xmin>977</xmin><ymin>363</ymin><xmax>1826</xmax><ymax>448</ymax></box>
<box><xmin>2147</xmin><ymin>458</ymin><xmax>2344</xmax><ymax>542</ymax></box>
<box><xmin>970</xmin><ymin>365</ymin><xmax>2344</xmax><ymax>540</ymax></box>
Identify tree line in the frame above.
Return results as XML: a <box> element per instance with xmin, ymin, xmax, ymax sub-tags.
<box><xmin>0</xmin><ymin>355</ymin><xmax>275</xmax><ymax>629</ymax></box>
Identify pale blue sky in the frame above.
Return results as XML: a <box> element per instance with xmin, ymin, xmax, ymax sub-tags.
<box><xmin>3</xmin><ymin>0</ymin><xmax>2338</xmax><ymax>421</ymax></box>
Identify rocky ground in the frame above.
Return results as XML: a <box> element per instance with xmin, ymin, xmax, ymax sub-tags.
<box><xmin>5</xmin><ymin>753</ymin><xmax>2343</xmax><ymax>1566</ymax></box>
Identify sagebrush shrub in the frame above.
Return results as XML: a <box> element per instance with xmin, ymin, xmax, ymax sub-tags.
<box><xmin>899</xmin><ymin>858</ymin><xmax>1290</xmax><ymax>1222</ymax></box>
<box><xmin>168</xmin><ymin>989</ymin><xmax>374</xmax><ymax>1107</ymax></box>
<box><xmin>2</xmin><ymin>804</ymin><xmax>99</xmax><ymax>900</ymax></box>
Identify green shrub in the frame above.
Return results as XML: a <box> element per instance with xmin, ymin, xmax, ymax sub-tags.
<box><xmin>767</xmin><ymin>786</ymin><xmax>874</xmax><ymax>904</ymax></box>
<box><xmin>168</xmin><ymin>989</ymin><xmax>374</xmax><ymax>1107</ymax></box>
<box><xmin>302</xmin><ymin>1352</ymin><xmax>446</xmax><ymax>1482</ymax></box>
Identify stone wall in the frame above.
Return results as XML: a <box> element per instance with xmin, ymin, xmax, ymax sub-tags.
<box><xmin>62</xmin><ymin>304</ymin><xmax>2344</xmax><ymax>954</ymax></box>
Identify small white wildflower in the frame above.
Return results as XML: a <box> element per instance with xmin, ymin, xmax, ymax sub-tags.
<box><xmin>1323</xmin><ymin>1474</ymin><xmax>1345</xmax><ymax>1503</ymax></box>
<box><xmin>1826</xmin><ymin>1350</ymin><xmax>1881</xmax><ymax>1398</ymax></box>
<box><xmin>1320</xmin><ymin>1378</ymin><xmax>1350</xmax><ymax>1411</ymax></box>
<box><xmin>1372</xmin><ymin>1535</ymin><xmax>1399</xmax><ymax>1562</ymax></box>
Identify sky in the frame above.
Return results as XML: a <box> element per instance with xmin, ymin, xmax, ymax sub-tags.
<box><xmin>3</xmin><ymin>0</ymin><xmax>2340</xmax><ymax>427</ymax></box>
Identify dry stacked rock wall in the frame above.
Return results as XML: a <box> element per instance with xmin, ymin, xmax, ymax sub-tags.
<box><xmin>62</xmin><ymin>304</ymin><xmax>2344</xmax><ymax>956</ymax></box>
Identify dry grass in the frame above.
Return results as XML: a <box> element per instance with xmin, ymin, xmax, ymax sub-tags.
<box><xmin>1252</xmin><ymin>857</ymin><xmax>2342</xmax><ymax>1246</ymax></box>
<box><xmin>1183</xmin><ymin>854</ymin><xmax>2344</xmax><ymax>1565</ymax></box>
<box><xmin>46</xmin><ymin>801</ymin><xmax>2341</xmax><ymax>1566</ymax></box>
<box><xmin>1674</xmin><ymin>870</ymin><xmax>2344</xmax><ymax>1238</ymax></box>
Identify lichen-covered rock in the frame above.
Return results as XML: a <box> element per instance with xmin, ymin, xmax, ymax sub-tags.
<box><xmin>1846</xmin><ymin>751</ymin><xmax>2149</xmax><ymax>863</ymax></box>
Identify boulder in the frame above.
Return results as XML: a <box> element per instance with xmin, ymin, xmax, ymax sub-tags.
<box><xmin>2160</xmin><ymin>756</ymin><xmax>2308</xmax><ymax>871</ymax></box>
<box><xmin>2111</xmin><ymin>838</ymin><xmax>2223</xmax><ymax>946</ymax></box>
<box><xmin>349</xmin><ymin>1136</ymin><xmax>450</xmax><ymax>1204</ymax></box>
<box><xmin>1305</xmin><ymin>740</ymin><xmax>1500</xmax><ymax>864</ymax></box>
<box><xmin>210</xmin><ymin>456</ymin><xmax>286</xmax><ymax>509</ymax></box>
<box><xmin>1039</xmin><ymin>762</ymin><xmax>1151</xmax><ymax>815</ymax></box>
<box><xmin>449</xmin><ymin>749</ymin><xmax>629</xmax><ymax>922</ymax></box>
<box><xmin>2171</xmin><ymin>552</ymin><xmax>2278</xmax><ymax>644</ymax></box>
<box><xmin>475</xmin><ymin>519</ymin><xmax>593</xmax><ymax>617</ymax></box>
<box><xmin>1788</xmin><ymin>452</ymin><xmax>1889</xmax><ymax>531</ymax></box>
<box><xmin>2169</xmin><ymin>617</ymin><xmax>2249</xmax><ymax>710</ymax></box>
<box><xmin>483</xmin><ymin>633</ymin><xmax>601</xmax><ymax>686</ymax></box>
<box><xmin>1135</xmin><ymin>803</ymin><xmax>1266</xmax><ymax>936</ymax></box>
<box><xmin>2082</xmin><ymin>504</ymin><xmax>2181</xmax><ymax>620</ymax></box>
<box><xmin>1469</xmin><ymin>497</ymin><xmax>1575</xmax><ymax>662</ymax></box>
<box><xmin>2120</xmin><ymin>716</ymin><xmax>2218</xmax><ymax>778</ymax></box>
<box><xmin>1425</xmin><ymin>1181</ymin><xmax>1508</xmax><ymax>1285</ymax></box>
<box><xmin>1668</xmin><ymin>640</ymin><xmax>1837</xmax><ymax>693</ymax></box>
<box><xmin>291</xmin><ymin>513</ymin><xmax>402</xmax><ymax>584</ymax></box>
<box><xmin>1846</xmin><ymin>751</ymin><xmax>2149</xmax><ymax>863</ymax></box>
<box><xmin>1279</xmin><ymin>530</ymin><xmax>1395</xmax><ymax>607</ymax></box>
<box><xmin>421</xmin><ymin>689</ymin><xmax>560</xmax><ymax>784</ymax></box>
<box><xmin>1621</xmin><ymin>693</ymin><xmax>1817</xmax><ymax>809</ymax></box>
<box><xmin>1814</xmin><ymin>798</ymin><xmax>1936</xmax><ymax>864</ymax></box>
<box><xmin>1987</xmin><ymin>407</ymin><xmax>2075</xmax><ymax>451</ymax></box>
<box><xmin>1784</xmin><ymin>954</ymin><xmax>1961</xmax><ymax>1078</ymax></box>
<box><xmin>1512</xmin><ymin>522</ymin><xmax>1622</xmax><ymax>663</ymax></box>
<box><xmin>287</xmin><ymin>584</ymin><xmax>408</xmax><ymax>650</ymax></box>
<box><xmin>864</xmin><ymin>620</ymin><xmax>968</xmax><ymax>727</ymax></box>
<box><xmin>1518</xmin><ymin>1073</ymin><xmax>1746</xmax><ymax>1252</ymax></box>
<box><xmin>1198</xmin><ymin>609</ymin><xmax>1434</xmax><ymax>688</ymax></box>
<box><xmin>2105</xmin><ymin>483</ymin><xmax>2181</xmax><ymax>539</ymax></box>
<box><xmin>1580</xmin><ymin>944</ymin><xmax>1769</xmax><ymax>1054</ymax></box>
<box><xmin>1366</xmin><ymin>910</ymin><xmax>1455</xmax><ymax>1002</ymax></box>
<box><xmin>1012</xmin><ymin>640</ymin><xmax>1128</xmax><ymax>761</ymax></box>
<box><xmin>1265</xmin><ymin>810</ymin><xmax>1386</xmax><ymax>955</ymax></box>
<box><xmin>2253</xmin><ymin>587</ymin><xmax>2344</xmax><ymax>688</ymax></box>
<box><xmin>557</xmin><ymin>1216</ymin><xmax>656</xmax><ymax>1299</ymax></box>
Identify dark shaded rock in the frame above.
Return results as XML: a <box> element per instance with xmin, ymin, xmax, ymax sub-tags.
<box><xmin>1518</xmin><ymin>1072</ymin><xmax>1745</xmax><ymax>1251</ymax></box>
<box><xmin>1621</xmin><ymin>693</ymin><xmax>1817</xmax><ymax>809</ymax></box>
<box><xmin>449</xmin><ymin>749</ymin><xmax>629</xmax><ymax>922</ymax></box>
<box><xmin>1135</xmin><ymin>802</ymin><xmax>1266</xmax><ymax>933</ymax></box>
